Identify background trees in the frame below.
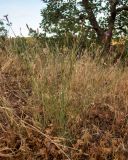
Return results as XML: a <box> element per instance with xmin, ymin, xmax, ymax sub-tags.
<box><xmin>0</xmin><ymin>19</ymin><xmax>7</xmax><ymax>51</ymax></box>
<box><xmin>40</xmin><ymin>0</ymin><xmax>128</xmax><ymax>50</ymax></box>
<box><xmin>0</xmin><ymin>19</ymin><xmax>7</xmax><ymax>38</ymax></box>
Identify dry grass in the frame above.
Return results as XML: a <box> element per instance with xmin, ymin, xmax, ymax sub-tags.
<box><xmin>0</xmin><ymin>42</ymin><xmax>128</xmax><ymax>159</ymax></box>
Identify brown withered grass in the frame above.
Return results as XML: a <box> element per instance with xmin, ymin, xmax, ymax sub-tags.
<box><xmin>0</xmin><ymin>44</ymin><xmax>128</xmax><ymax>159</ymax></box>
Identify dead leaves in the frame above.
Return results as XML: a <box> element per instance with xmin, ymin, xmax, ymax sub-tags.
<box><xmin>70</xmin><ymin>104</ymin><xmax>128</xmax><ymax>160</ymax></box>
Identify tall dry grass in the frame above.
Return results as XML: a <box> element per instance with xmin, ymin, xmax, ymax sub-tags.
<box><xmin>0</xmin><ymin>39</ymin><xmax>128</xmax><ymax>159</ymax></box>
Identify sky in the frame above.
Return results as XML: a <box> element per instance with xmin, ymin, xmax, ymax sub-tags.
<box><xmin>0</xmin><ymin>0</ymin><xmax>44</xmax><ymax>36</ymax></box>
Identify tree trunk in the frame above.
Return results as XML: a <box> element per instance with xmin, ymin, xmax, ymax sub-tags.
<box><xmin>97</xmin><ymin>29</ymin><xmax>113</xmax><ymax>56</ymax></box>
<box><xmin>82</xmin><ymin>0</ymin><xmax>121</xmax><ymax>53</ymax></box>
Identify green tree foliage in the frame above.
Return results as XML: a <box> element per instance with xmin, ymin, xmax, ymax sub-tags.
<box><xmin>40</xmin><ymin>0</ymin><xmax>128</xmax><ymax>50</ymax></box>
<box><xmin>0</xmin><ymin>19</ymin><xmax>7</xmax><ymax>37</ymax></box>
<box><xmin>0</xmin><ymin>19</ymin><xmax>7</xmax><ymax>51</ymax></box>
<box><xmin>41</xmin><ymin>1</ymin><xmax>86</xmax><ymax>35</ymax></box>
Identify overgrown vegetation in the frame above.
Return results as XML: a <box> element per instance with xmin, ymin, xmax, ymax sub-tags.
<box><xmin>0</xmin><ymin>38</ymin><xmax>128</xmax><ymax>159</ymax></box>
<box><xmin>0</xmin><ymin>0</ymin><xmax>128</xmax><ymax>159</ymax></box>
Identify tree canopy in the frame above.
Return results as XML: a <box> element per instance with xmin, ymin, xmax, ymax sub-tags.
<box><xmin>40</xmin><ymin>0</ymin><xmax>128</xmax><ymax>49</ymax></box>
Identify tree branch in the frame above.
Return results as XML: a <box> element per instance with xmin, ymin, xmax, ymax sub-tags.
<box><xmin>108</xmin><ymin>0</ymin><xmax>118</xmax><ymax>31</ymax></box>
<box><xmin>116</xmin><ymin>5</ymin><xmax>128</xmax><ymax>12</ymax></box>
<box><xmin>82</xmin><ymin>0</ymin><xmax>103</xmax><ymax>36</ymax></box>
